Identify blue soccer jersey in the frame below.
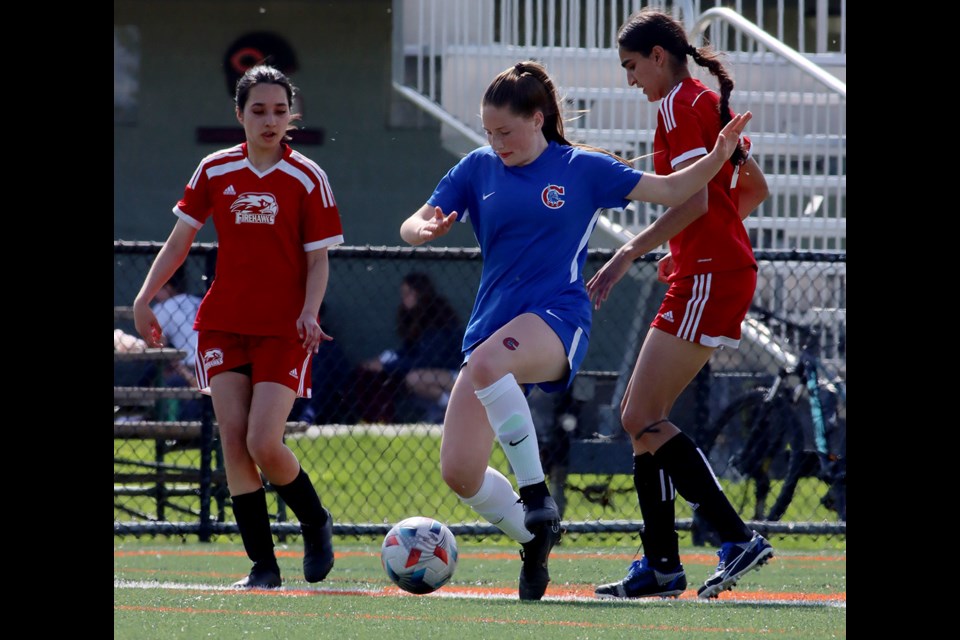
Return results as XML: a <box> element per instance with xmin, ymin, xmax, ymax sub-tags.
<box><xmin>427</xmin><ymin>141</ymin><xmax>643</xmax><ymax>381</ymax></box>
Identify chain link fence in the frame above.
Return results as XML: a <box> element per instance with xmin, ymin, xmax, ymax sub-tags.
<box><xmin>114</xmin><ymin>242</ymin><xmax>845</xmax><ymax>547</ymax></box>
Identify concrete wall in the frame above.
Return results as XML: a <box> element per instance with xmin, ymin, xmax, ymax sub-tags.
<box><xmin>114</xmin><ymin>0</ymin><xmax>467</xmax><ymax>246</ymax></box>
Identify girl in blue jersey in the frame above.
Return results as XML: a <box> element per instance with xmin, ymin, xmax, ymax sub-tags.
<box><xmin>399</xmin><ymin>60</ymin><xmax>751</xmax><ymax>601</ymax></box>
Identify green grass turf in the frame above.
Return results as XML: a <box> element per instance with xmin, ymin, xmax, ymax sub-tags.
<box><xmin>114</xmin><ymin>540</ymin><xmax>846</xmax><ymax>639</ymax></box>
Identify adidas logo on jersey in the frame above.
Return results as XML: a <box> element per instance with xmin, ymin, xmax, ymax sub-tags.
<box><xmin>289</xmin><ymin>368</ymin><xmax>299</xmax><ymax>379</ymax></box>
<box><xmin>661</xmin><ymin>310</ymin><xmax>675</xmax><ymax>323</ymax></box>
<box><xmin>223</xmin><ymin>185</ymin><xmax>236</xmax><ymax>195</ymax></box>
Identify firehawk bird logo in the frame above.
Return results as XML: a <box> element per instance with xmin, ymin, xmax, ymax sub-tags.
<box><xmin>202</xmin><ymin>348</ymin><xmax>224</xmax><ymax>371</ymax></box>
<box><xmin>231</xmin><ymin>192</ymin><xmax>278</xmax><ymax>224</ymax></box>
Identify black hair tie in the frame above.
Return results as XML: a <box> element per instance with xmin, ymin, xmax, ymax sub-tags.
<box><xmin>515</xmin><ymin>62</ymin><xmax>525</xmax><ymax>74</ymax></box>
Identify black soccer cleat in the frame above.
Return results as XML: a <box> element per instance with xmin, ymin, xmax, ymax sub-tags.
<box><xmin>232</xmin><ymin>561</ymin><xmax>282</xmax><ymax>589</ymax></box>
<box><xmin>518</xmin><ymin>520</ymin><xmax>563</xmax><ymax>601</ymax></box>
<box><xmin>302</xmin><ymin>508</ymin><xmax>335</xmax><ymax>583</ymax></box>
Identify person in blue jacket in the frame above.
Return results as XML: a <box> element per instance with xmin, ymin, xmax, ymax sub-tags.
<box><xmin>357</xmin><ymin>272</ymin><xmax>463</xmax><ymax>423</ymax></box>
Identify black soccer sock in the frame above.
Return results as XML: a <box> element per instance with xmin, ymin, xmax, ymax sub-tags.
<box><xmin>654</xmin><ymin>432</ymin><xmax>752</xmax><ymax>544</ymax></box>
<box><xmin>633</xmin><ymin>453</ymin><xmax>681</xmax><ymax>571</ymax></box>
<box><xmin>231</xmin><ymin>487</ymin><xmax>279</xmax><ymax>568</ymax></box>
<box><xmin>272</xmin><ymin>467</ymin><xmax>328</xmax><ymax>527</ymax></box>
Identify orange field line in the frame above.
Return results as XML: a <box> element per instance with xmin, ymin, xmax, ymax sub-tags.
<box><xmin>115</xmin><ymin>549</ymin><xmax>846</xmax><ymax>565</ymax></box>
<box><xmin>116</xmin><ymin>575</ymin><xmax>845</xmax><ymax>604</ymax></box>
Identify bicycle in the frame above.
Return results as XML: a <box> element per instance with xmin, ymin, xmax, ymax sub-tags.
<box><xmin>696</xmin><ymin>304</ymin><xmax>846</xmax><ymax>527</ymax></box>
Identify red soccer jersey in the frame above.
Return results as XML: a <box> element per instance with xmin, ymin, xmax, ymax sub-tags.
<box><xmin>174</xmin><ymin>143</ymin><xmax>344</xmax><ymax>338</ymax></box>
<box><xmin>653</xmin><ymin>77</ymin><xmax>756</xmax><ymax>280</ymax></box>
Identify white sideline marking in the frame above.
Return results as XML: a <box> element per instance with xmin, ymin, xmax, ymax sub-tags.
<box><xmin>113</xmin><ymin>579</ymin><xmax>845</xmax><ymax>608</ymax></box>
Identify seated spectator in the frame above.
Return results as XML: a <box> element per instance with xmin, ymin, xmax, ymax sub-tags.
<box><xmin>351</xmin><ymin>272</ymin><xmax>463</xmax><ymax>423</ymax></box>
<box><xmin>114</xmin><ymin>329</ymin><xmax>150</xmax><ymax>419</ymax></box>
<box><xmin>290</xmin><ymin>303</ymin><xmax>352</xmax><ymax>425</ymax></box>
<box><xmin>114</xmin><ymin>328</ymin><xmax>146</xmax><ymax>353</ymax></box>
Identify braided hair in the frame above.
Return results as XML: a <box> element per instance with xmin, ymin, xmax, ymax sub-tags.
<box><xmin>617</xmin><ymin>9</ymin><xmax>745</xmax><ymax>167</ymax></box>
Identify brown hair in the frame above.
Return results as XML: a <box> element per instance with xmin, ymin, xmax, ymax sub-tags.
<box><xmin>397</xmin><ymin>272</ymin><xmax>460</xmax><ymax>345</ymax></box>
<box><xmin>483</xmin><ymin>60</ymin><xmax>631</xmax><ymax>165</ymax></box>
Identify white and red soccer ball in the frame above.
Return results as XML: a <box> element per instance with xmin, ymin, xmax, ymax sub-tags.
<box><xmin>381</xmin><ymin>516</ymin><xmax>458</xmax><ymax>594</ymax></box>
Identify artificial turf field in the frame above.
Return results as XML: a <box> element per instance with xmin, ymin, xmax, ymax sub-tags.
<box><xmin>115</xmin><ymin>538</ymin><xmax>845</xmax><ymax>639</ymax></box>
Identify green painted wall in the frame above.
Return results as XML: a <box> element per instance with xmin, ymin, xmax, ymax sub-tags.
<box><xmin>114</xmin><ymin>0</ymin><xmax>466</xmax><ymax>246</ymax></box>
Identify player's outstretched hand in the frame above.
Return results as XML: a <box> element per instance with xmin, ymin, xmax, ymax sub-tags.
<box><xmin>419</xmin><ymin>206</ymin><xmax>458</xmax><ymax>241</ymax></box>
<box><xmin>586</xmin><ymin>250</ymin><xmax>633</xmax><ymax>310</ymax></box>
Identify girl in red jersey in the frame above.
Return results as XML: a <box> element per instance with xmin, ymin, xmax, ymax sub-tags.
<box><xmin>587</xmin><ymin>9</ymin><xmax>773</xmax><ymax>600</ymax></box>
<box><xmin>133</xmin><ymin>65</ymin><xmax>343</xmax><ymax>589</ymax></box>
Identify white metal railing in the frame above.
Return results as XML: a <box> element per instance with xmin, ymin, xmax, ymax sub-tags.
<box><xmin>391</xmin><ymin>0</ymin><xmax>845</xmax><ymax>253</ymax></box>
<box><xmin>395</xmin><ymin>1</ymin><xmax>844</xmax><ymax>61</ymax></box>
<box><xmin>626</xmin><ymin>6</ymin><xmax>847</xmax><ymax>252</ymax></box>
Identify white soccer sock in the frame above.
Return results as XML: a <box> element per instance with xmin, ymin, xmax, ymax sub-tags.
<box><xmin>475</xmin><ymin>373</ymin><xmax>545</xmax><ymax>488</ymax></box>
<box><xmin>460</xmin><ymin>467</ymin><xmax>534</xmax><ymax>543</ymax></box>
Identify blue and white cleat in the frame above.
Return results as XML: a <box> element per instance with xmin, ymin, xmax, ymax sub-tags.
<box><xmin>697</xmin><ymin>531</ymin><xmax>774</xmax><ymax>599</ymax></box>
<box><xmin>594</xmin><ymin>556</ymin><xmax>687</xmax><ymax>599</ymax></box>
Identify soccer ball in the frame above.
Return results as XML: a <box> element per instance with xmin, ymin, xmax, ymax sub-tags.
<box><xmin>381</xmin><ymin>516</ymin><xmax>458</xmax><ymax>594</ymax></box>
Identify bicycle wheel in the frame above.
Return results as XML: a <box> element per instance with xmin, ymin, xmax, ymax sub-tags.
<box><xmin>762</xmin><ymin>397</ymin><xmax>813</xmax><ymax>521</ymax></box>
<box><xmin>818</xmin><ymin>413</ymin><xmax>846</xmax><ymax>521</ymax></box>
<box><xmin>700</xmin><ymin>389</ymin><xmax>808</xmax><ymax>522</ymax></box>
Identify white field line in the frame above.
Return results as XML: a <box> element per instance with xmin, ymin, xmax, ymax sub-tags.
<box><xmin>114</xmin><ymin>579</ymin><xmax>845</xmax><ymax>608</ymax></box>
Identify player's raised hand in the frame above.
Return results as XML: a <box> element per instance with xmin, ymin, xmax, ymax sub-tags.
<box><xmin>713</xmin><ymin>111</ymin><xmax>752</xmax><ymax>160</ymax></box>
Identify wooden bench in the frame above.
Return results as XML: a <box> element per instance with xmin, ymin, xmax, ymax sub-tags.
<box><xmin>114</xmin><ymin>348</ymin><xmax>187</xmax><ymax>362</ymax></box>
<box><xmin>114</xmin><ymin>416</ymin><xmax>312</xmax><ymax>523</ymax></box>
<box><xmin>113</xmin><ymin>302</ymin><xmax>315</xmax><ymax>535</ymax></box>
<box><xmin>113</xmin><ymin>324</ymin><xmax>214</xmax><ymax>527</ymax></box>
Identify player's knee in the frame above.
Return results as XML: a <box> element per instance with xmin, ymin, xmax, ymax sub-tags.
<box><xmin>440</xmin><ymin>464</ymin><xmax>472</xmax><ymax>496</ymax></box>
<box><xmin>620</xmin><ymin>401</ymin><xmax>652</xmax><ymax>433</ymax></box>
<box><xmin>633</xmin><ymin>419</ymin><xmax>671</xmax><ymax>442</ymax></box>
<box><xmin>622</xmin><ymin>404</ymin><xmax>670</xmax><ymax>440</ymax></box>
<box><xmin>464</xmin><ymin>349</ymin><xmax>507</xmax><ymax>389</ymax></box>
<box><xmin>245</xmin><ymin>431</ymin><xmax>280</xmax><ymax>468</ymax></box>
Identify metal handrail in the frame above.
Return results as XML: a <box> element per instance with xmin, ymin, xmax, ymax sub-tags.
<box><xmin>692</xmin><ymin>7</ymin><xmax>846</xmax><ymax>97</ymax></box>
<box><xmin>391</xmin><ymin>82</ymin><xmax>486</xmax><ymax>148</ymax></box>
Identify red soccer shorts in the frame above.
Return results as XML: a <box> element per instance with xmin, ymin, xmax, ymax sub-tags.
<box><xmin>195</xmin><ymin>330</ymin><xmax>313</xmax><ymax>398</ymax></box>
<box><xmin>650</xmin><ymin>267</ymin><xmax>757</xmax><ymax>349</ymax></box>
